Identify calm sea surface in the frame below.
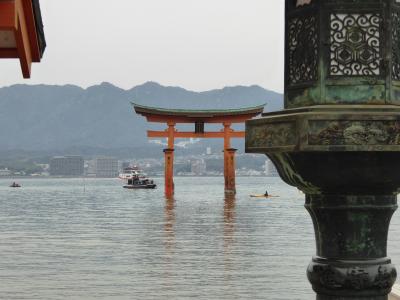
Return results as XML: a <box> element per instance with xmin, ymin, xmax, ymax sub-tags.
<box><xmin>0</xmin><ymin>177</ymin><xmax>399</xmax><ymax>300</ymax></box>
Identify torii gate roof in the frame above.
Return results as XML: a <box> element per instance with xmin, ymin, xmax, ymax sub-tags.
<box><xmin>132</xmin><ymin>103</ymin><xmax>266</xmax><ymax>123</ymax></box>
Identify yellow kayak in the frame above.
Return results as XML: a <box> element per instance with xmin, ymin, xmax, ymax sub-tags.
<box><xmin>250</xmin><ymin>194</ymin><xmax>279</xmax><ymax>198</ymax></box>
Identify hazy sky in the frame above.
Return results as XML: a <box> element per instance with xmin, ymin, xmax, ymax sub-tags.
<box><xmin>0</xmin><ymin>0</ymin><xmax>284</xmax><ymax>92</ymax></box>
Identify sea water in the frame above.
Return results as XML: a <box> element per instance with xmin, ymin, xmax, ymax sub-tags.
<box><xmin>0</xmin><ymin>177</ymin><xmax>399</xmax><ymax>300</ymax></box>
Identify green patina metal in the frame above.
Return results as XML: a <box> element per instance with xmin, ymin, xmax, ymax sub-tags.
<box><xmin>246</xmin><ymin>0</ymin><xmax>400</xmax><ymax>298</ymax></box>
<box><xmin>132</xmin><ymin>103</ymin><xmax>266</xmax><ymax>117</ymax></box>
<box><xmin>246</xmin><ymin>105</ymin><xmax>400</xmax><ymax>153</ymax></box>
<box><xmin>268</xmin><ymin>152</ymin><xmax>321</xmax><ymax>194</ymax></box>
<box><xmin>285</xmin><ymin>0</ymin><xmax>400</xmax><ymax>108</ymax></box>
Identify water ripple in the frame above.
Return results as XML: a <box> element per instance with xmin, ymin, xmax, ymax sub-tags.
<box><xmin>0</xmin><ymin>177</ymin><xmax>398</xmax><ymax>299</ymax></box>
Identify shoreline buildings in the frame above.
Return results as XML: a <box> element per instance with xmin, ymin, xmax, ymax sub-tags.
<box><xmin>90</xmin><ymin>157</ymin><xmax>119</xmax><ymax>178</ymax></box>
<box><xmin>49</xmin><ymin>156</ymin><xmax>84</xmax><ymax>176</ymax></box>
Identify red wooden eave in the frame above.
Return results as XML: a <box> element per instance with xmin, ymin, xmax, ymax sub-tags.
<box><xmin>0</xmin><ymin>0</ymin><xmax>43</xmax><ymax>78</ymax></box>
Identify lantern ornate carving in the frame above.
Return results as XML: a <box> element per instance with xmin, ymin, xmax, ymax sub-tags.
<box><xmin>285</xmin><ymin>0</ymin><xmax>400</xmax><ymax>108</ymax></box>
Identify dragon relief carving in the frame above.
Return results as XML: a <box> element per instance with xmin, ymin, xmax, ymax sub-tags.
<box><xmin>374</xmin><ymin>266</ymin><xmax>393</xmax><ymax>289</ymax></box>
<box><xmin>247</xmin><ymin>123</ymin><xmax>296</xmax><ymax>148</ymax></box>
<box><xmin>309</xmin><ymin>263</ymin><xmax>396</xmax><ymax>291</ymax></box>
<box><xmin>308</xmin><ymin>121</ymin><xmax>400</xmax><ymax>146</ymax></box>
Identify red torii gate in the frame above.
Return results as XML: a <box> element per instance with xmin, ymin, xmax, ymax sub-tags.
<box><xmin>133</xmin><ymin>103</ymin><xmax>265</xmax><ymax>198</ymax></box>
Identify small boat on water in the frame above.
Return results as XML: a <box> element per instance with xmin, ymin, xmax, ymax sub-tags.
<box><xmin>10</xmin><ymin>182</ymin><xmax>21</xmax><ymax>188</ymax></box>
<box><xmin>123</xmin><ymin>177</ymin><xmax>157</xmax><ymax>189</ymax></box>
<box><xmin>250</xmin><ymin>194</ymin><xmax>279</xmax><ymax>198</ymax></box>
<box><xmin>120</xmin><ymin>166</ymin><xmax>156</xmax><ymax>189</ymax></box>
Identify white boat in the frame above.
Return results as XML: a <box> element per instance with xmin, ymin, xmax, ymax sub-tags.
<box><xmin>119</xmin><ymin>166</ymin><xmax>157</xmax><ymax>189</ymax></box>
<box><xmin>118</xmin><ymin>166</ymin><xmax>145</xmax><ymax>180</ymax></box>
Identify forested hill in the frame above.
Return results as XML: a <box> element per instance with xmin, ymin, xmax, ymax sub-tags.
<box><xmin>0</xmin><ymin>82</ymin><xmax>283</xmax><ymax>151</ymax></box>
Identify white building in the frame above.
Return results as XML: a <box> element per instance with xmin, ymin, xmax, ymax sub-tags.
<box><xmin>191</xmin><ymin>159</ymin><xmax>207</xmax><ymax>175</ymax></box>
<box><xmin>93</xmin><ymin>157</ymin><xmax>119</xmax><ymax>178</ymax></box>
<box><xmin>0</xmin><ymin>168</ymin><xmax>11</xmax><ymax>176</ymax></box>
<box><xmin>264</xmin><ymin>160</ymin><xmax>279</xmax><ymax>177</ymax></box>
<box><xmin>50</xmin><ymin>156</ymin><xmax>84</xmax><ymax>176</ymax></box>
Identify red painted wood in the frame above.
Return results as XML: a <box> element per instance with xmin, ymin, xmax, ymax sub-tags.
<box><xmin>0</xmin><ymin>0</ymin><xmax>42</xmax><ymax>78</ymax></box>
<box><xmin>147</xmin><ymin>130</ymin><xmax>245</xmax><ymax>139</ymax></box>
<box><xmin>164</xmin><ymin>149</ymin><xmax>174</xmax><ymax>198</ymax></box>
<box><xmin>0</xmin><ymin>2</ymin><xmax>16</xmax><ymax>29</ymax></box>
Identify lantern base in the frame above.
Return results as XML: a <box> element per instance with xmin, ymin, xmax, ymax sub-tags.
<box><xmin>245</xmin><ymin>105</ymin><xmax>400</xmax><ymax>299</ymax></box>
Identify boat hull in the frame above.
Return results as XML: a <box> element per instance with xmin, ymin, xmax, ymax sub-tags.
<box><xmin>123</xmin><ymin>184</ymin><xmax>156</xmax><ymax>189</ymax></box>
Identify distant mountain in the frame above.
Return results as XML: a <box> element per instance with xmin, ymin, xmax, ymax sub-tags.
<box><xmin>0</xmin><ymin>82</ymin><xmax>283</xmax><ymax>151</ymax></box>
<box><xmin>130</xmin><ymin>81</ymin><xmax>283</xmax><ymax>110</ymax></box>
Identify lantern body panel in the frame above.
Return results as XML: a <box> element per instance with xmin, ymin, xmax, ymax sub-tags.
<box><xmin>285</xmin><ymin>0</ymin><xmax>400</xmax><ymax>108</ymax></box>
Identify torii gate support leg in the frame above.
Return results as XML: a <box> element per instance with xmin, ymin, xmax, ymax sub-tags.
<box><xmin>163</xmin><ymin>122</ymin><xmax>175</xmax><ymax>198</ymax></box>
<box><xmin>224</xmin><ymin>148</ymin><xmax>237</xmax><ymax>195</ymax></box>
<box><xmin>223</xmin><ymin>122</ymin><xmax>236</xmax><ymax>194</ymax></box>
<box><xmin>163</xmin><ymin>148</ymin><xmax>174</xmax><ymax>198</ymax></box>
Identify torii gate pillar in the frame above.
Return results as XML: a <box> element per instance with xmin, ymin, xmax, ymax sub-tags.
<box><xmin>163</xmin><ymin>148</ymin><xmax>174</xmax><ymax>198</ymax></box>
<box><xmin>223</xmin><ymin>122</ymin><xmax>236</xmax><ymax>195</ymax></box>
<box><xmin>224</xmin><ymin>148</ymin><xmax>237</xmax><ymax>195</ymax></box>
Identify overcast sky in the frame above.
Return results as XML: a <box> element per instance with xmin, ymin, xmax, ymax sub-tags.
<box><xmin>0</xmin><ymin>0</ymin><xmax>284</xmax><ymax>92</ymax></box>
